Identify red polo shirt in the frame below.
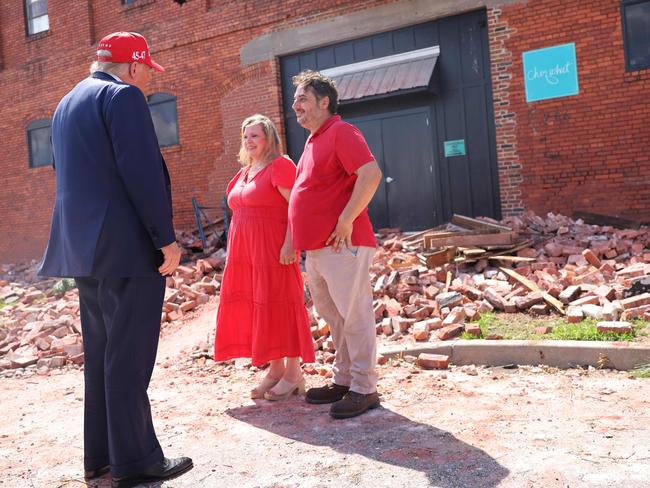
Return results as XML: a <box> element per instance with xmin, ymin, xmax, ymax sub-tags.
<box><xmin>289</xmin><ymin>115</ymin><xmax>377</xmax><ymax>251</ymax></box>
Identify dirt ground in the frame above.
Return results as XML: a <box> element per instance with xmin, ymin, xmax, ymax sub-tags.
<box><xmin>1</xmin><ymin>297</ymin><xmax>650</xmax><ymax>488</ymax></box>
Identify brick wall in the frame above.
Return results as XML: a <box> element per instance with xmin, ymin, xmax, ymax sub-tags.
<box><xmin>1</xmin><ymin>0</ymin><xmax>648</xmax><ymax>263</ymax></box>
<box><xmin>489</xmin><ymin>0</ymin><xmax>650</xmax><ymax>219</ymax></box>
<box><xmin>0</xmin><ymin>0</ymin><xmax>388</xmax><ymax>263</ymax></box>
<box><xmin>487</xmin><ymin>7</ymin><xmax>523</xmax><ymax>216</ymax></box>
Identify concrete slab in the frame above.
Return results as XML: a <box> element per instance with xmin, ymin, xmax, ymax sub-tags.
<box><xmin>379</xmin><ymin>340</ymin><xmax>650</xmax><ymax>370</ymax></box>
<box><xmin>2</xmin><ymin>300</ymin><xmax>650</xmax><ymax>488</ymax></box>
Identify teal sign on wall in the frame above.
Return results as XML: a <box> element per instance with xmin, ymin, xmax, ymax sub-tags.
<box><xmin>444</xmin><ymin>139</ymin><xmax>466</xmax><ymax>157</ymax></box>
<box><xmin>522</xmin><ymin>43</ymin><xmax>579</xmax><ymax>103</ymax></box>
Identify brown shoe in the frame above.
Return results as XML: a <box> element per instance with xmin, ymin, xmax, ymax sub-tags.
<box><xmin>305</xmin><ymin>383</ymin><xmax>350</xmax><ymax>404</ymax></box>
<box><xmin>330</xmin><ymin>391</ymin><xmax>380</xmax><ymax>419</ymax></box>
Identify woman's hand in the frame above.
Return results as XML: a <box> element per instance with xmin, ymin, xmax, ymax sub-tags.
<box><xmin>279</xmin><ymin>241</ymin><xmax>297</xmax><ymax>265</ymax></box>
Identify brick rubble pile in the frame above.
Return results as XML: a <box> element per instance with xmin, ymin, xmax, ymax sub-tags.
<box><xmin>0</xmin><ymin>228</ymin><xmax>226</xmax><ymax>374</ymax></box>
<box><xmin>348</xmin><ymin>211</ymin><xmax>650</xmax><ymax>354</ymax></box>
<box><xmin>2</xmin><ymin>212</ymin><xmax>649</xmax><ymax>375</ymax></box>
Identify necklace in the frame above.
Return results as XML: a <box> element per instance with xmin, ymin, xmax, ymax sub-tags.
<box><xmin>246</xmin><ymin>159</ymin><xmax>272</xmax><ymax>181</ymax></box>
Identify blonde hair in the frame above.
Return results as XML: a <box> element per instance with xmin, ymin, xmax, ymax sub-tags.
<box><xmin>238</xmin><ymin>114</ymin><xmax>281</xmax><ymax>166</ymax></box>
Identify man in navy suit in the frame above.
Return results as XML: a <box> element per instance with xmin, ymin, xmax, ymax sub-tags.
<box><xmin>39</xmin><ymin>32</ymin><xmax>192</xmax><ymax>488</ymax></box>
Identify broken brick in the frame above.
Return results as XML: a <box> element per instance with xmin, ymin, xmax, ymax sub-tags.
<box><xmin>567</xmin><ymin>306</ymin><xmax>584</xmax><ymax>323</ymax></box>
<box><xmin>596</xmin><ymin>321</ymin><xmax>632</xmax><ymax>334</ymax></box>
<box><xmin>417</xmin><ymin>353</ymin><xmax>449</xmax><ymax>370</ymax></box>
<box><xmin>464</xmin><ymin>323</ymin><xmax>482</xmax><ymax>337</ymax></box>
<box><xmin>437</xmin><ymin>324</ymin><xmax>464</xmax><ymax>340</ymax></box>
<box><xmin>581</xmin><ymin>249</ymin><xmax>602</xmax><ymax>268</ymax></box>
<box><xmin>620</xmin><ymin>292</ymin><xmax>650</xmax><ymax>310</ymax></box>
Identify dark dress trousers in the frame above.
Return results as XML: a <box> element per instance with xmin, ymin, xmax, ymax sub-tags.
<box><xmin>39</xmin><ymin>71</ymin><xmax>174</xmax><ymax>478</ymax></box>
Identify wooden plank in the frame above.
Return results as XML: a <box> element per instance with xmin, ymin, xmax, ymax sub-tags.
<box><xmin>429</xmin><ymin>228</ymin><xmax>508</xmax><ymax>238</ymax></box>
<box><xmin>498</xmin><ymin>266</ymin><xmax>565</xmax><ymax>315</ymax></box>
<box><xmin>418</xmin><ymin>247</ymin><xmax>457</xmax><ymax>268</ymax></box>
<box><xmin>488</xmin><ymin>256</ymin><xmax>536</xmax><ymax>263</ymax></box>
<box><xmin>573</xmin><ymin>211</ymin><xmax>646</xmax><ymax>229</ymax></box>
<box><xmin>401</xmin><ymin>228</ymin><xmax>435</xmax><ymax>243</ymax></box>
<box><xmin>453</xmin><ymin>240</ymin><xmax>535</xmax><ymax>264</ymax></box>
<box><xmin>451</xmin><ymin>214</ymin><xmax>513</xmax><ymax>233</ymax></box>
<box><xmin>425</xmin><ymin>231</ymin><xmax>517</xmax><ymax>249</ymax></box>
<box><xmin>444</xmin><ymin>271</ymin><xmax>452</xmax><ymax>293</ymax></box>
<box><xmin>484</xmin><ymin>239</ymin><xmax>534</xmax><ymax>253</ymax></box>
<box><xmin>460</xmin><ymin>248</ymin><xmax>487</xmax><ymax>256</ymax></box>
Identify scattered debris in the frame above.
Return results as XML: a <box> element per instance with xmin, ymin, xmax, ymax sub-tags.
<box><xmin>0</xmin><ymin>227</ymin><xmax>227</xmax><ymax>373</ymax></box>
<box><xmin>365</xmin><ymin>211</ymin><xmax>649</xmax><ymax>347</ymax></box>
<box><xmin>1</xmin><ymin>210</ymin><xmax>649</xmax><ymax>374</ymax></box>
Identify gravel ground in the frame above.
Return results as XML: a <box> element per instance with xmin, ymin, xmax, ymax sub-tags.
<box><xmin>1</xmin><ymin>299</ymin><xmax>649</xmax><ymax>488</ymax></box>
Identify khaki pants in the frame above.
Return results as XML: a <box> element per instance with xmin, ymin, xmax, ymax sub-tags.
<box><xmin>305</xmin><ymin>246</ymin><xmax>377</xmax><ymax>394</ymax></box>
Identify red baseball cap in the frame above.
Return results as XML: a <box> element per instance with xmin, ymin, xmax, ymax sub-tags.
<box><xmin>97</xmin><ymin>31</ymin><xmax>165</xmax><ymax>72</ymax></box>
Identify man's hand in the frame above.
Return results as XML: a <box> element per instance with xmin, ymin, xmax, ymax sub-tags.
<box><xmin>326</xmin><ymin>217</ymin><xmax>353</xmax><ymax>253</ymax></box>
<box><xmin>279</xmin><ymin>241</ymin><xmax>297</xmax><ymax>265</ymax></box>
<box><xmin>159</xmin><ymin>241</ymin><xmax>181</xmax><ymax>276</ymax></box>
<box><xmin>325</xmin><ymin>161</ymin><xmax>381</xmax><ymax>253</ymax></box>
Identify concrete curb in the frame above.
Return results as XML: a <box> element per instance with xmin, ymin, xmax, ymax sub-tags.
<box><xmin>379</xmin><ymin>339</ymin><xmax>650</xmax><ymax>370</ymax></box>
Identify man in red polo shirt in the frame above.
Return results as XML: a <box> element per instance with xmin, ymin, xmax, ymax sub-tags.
<box><xmin>288</xmin><ymin>70</ymin><xmax>383</xmax><ymax>419</ymax></box>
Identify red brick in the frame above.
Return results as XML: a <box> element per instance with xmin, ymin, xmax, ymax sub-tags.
<box><xmin>620</xmin><ymin>293</ymin><xmax>650</xmax><ymax>310</ymax></box>
<box><xmin>168</xmin><ymin>310</ymin><xmax>182</xmax><ymax>321</ymax></box>
<box><xmin>179</xmin><ymin>300</ymin><xmax>197</xmax><ymax>313</ymax></box>
<box><xmin>569</xmin><ymin>295</ymin><xmax>600</xmax><ymax>307</ymax></box>
<box><xmin>596</xmin><ymin>321</ymin><xmax>632</xmax><ymax>334</ymax></box>
<box><xmin>391</xmin><ymin>316</ymin><xmax>416</xmax><ymax>333</ymax></box>
<box><xmin>582</xmin><ymin>249</ymin><xmax>602</xmax><ymax>268</ymax></box>
<box><xmin>414</xmin><ymin>317</ymin><xmax>443</xmax><ymax>331</ymax></box>
<box><xmin>437</xmin><ymin>324</ymin><xmax>464</xmax><ymax>340</ymax></box>
<box><xmin>442</xmin><ymin>307</ymin><xmax>466</xmax><ymax>326</ymax></box>
<box><xmin>529</xmin><ymin>303</ymin><xmax>549</xmax><ymax>315</ymax></box>
<box><xmin>412</xmin><ymin>322</ymin><xmax>430</xmax><ymax>341</ymax></box>
<box><xmin>464</xmin><ymin>323</ymin><xmax>482</xmax><ymax>337</ymax></box>
<box><xmin>567</xmin><ymin>307</ymin><xmax>584</xmax><ymax>323</ymax></box>
<box><xmin>417</xmin><ymin>353</ymin><xmax>450</xmax><ymax>370</ymax></box>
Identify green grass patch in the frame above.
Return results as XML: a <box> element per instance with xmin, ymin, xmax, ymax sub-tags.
<box><xmin>460</xmin><ymin>312</ymin><xmax>648</xmax><ymax>342</ymax></box>
<box><xmin>547</xmin><ymin>320</ymin><xmax>635</xmax><ymax>341</ymax></box>
<box><xmin>631</xmin><ymin>363</ymin><xmax>650</xmax><ymax>378</ymax></box>
<box><xmin>51</xmin><ymin>278</ymin><xmax>76</xmax><ymax>295</ymax></box>
<box><xmin>0</xmin><ymin>298</ymin><xmax>17</xmax><ymax>311</ymax></box>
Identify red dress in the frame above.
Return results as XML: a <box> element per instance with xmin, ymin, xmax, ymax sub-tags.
<box><xmin>214</xmin><ymin>156</ymin><xmax>315</xmax><ymax>366</ymax></box>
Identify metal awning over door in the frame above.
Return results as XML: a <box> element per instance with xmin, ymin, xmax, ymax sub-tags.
<box><xmin>320</xmin><ymin>46</ymin><xmax>440</xmax><ymax>103</ymax></box>
<box><xmin>280</xmin><ymin>10</ymin><xmax>501</xmax><ymax>228</ymax></box>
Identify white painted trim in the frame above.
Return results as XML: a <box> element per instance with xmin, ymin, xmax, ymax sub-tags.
<box><xmin>321</xmin><ymin>46</ymin><xmax>440</xmax><ymax>78</ymax></box>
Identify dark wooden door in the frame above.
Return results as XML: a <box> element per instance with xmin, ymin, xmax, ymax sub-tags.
<box><xmin>349</xmin><ymin>107</ymin><xmax>437</xmax><ymax>230</ymax></box>
<box><xmin>280</xmin><ymin>9</ymin><xmax>501</xmax><ymax>229</ymax></box>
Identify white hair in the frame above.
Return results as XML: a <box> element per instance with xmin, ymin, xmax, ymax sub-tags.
<box><xmin>89</xmin><ymin>50</ymin><xmax>130</xmax><ymax>76</ymax></box>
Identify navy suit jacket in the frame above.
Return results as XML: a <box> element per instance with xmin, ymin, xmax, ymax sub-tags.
<box><xmin>39</xmin><ymin>71</ymin><xmax>175</xmax><ymax>278</ymax></box>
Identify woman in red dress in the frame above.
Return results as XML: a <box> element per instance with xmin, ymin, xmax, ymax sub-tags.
<box><xmin>214</xmin><ymin>114</ymin><xmax>315</xmax><ymax>401</ymax></box>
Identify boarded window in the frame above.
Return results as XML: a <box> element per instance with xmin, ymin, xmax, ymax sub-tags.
<box><xmin>148</xmin><ymin>93</ymin><xmax>180</xmax><ymax>147</ymax></box>
<box><xmin>622</xmin><ymin>0</ymin><xmax>650</xmax><ymax>71</ymax></box>
<box><xmin>27</xmin><ymin>119</ymin><xmax>52</xmax><ymax>168</ymax></box>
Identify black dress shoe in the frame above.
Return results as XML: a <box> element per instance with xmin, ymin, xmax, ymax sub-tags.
<box><xmin>84</xmin><ymin>464</ymin><xmax>110</xmax><ymax>479</ymax></box>
<box><xmin>330</xmin><ymin>391</ymin><xmax>380</xmax><ymax>419</ymax></box>
<box><xmin>112</xmin><ymin>457</ymin><xmax>193</xmax><ymax>488</ymax></box>
<box><xmin>305</xmin><ymin>383</ymin><xmax>350</xmax><ymax>404</ymax></box>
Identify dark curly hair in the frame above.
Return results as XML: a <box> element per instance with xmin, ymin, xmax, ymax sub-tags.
<box><xmin>292</xmin><ymin>70</ymin><xmax>339</xmax><ymax>115</ymax></box>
